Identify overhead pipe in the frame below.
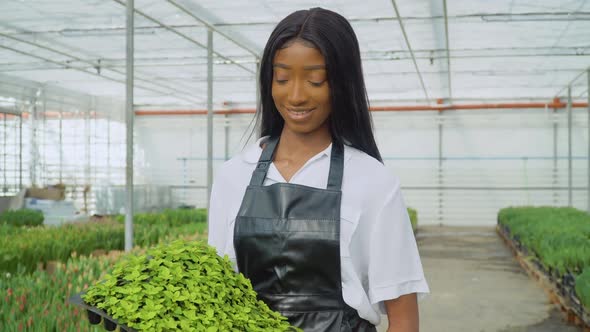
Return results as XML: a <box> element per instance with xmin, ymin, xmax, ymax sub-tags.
<box><xmin>135</xmin><ymin>100</ymin><xmax>589</xmax><ymax>116</ymax></box>
<box><xmin>0</xmin><ymin>111</ymin><xmax>100</xmax><ymax>119</ymax></box>
<box><xmin>7</xmin><ymin>100</ymin><xmax>587</xmax><ymax>119</ymax></box>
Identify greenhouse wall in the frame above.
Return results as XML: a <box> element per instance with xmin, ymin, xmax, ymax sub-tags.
<box><xmin>135</xmin><ymin>107</ymin><xmax>589</xmax><ymax>225</ymax></box>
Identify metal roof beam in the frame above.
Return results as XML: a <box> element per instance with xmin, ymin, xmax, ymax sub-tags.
<box><xmin>443</xmin><ymin>0</ymin><xmax>452</xmax><ymax>102</ymax></box>
<box><xmin>0</xmin><ymin>44</ymin><xmax>202</xmax><ymax>105</ymax></box>
<box><xmin>2</xmin><ymin>11</ymin><xmax>590</xmax><ymax>36</ymax></box>
<box><xmin>0</xmin><ymin>32</ymin><xmax>204</xmax><ymax>103</ymax></box>
<box><xmin>390</xmin><ymin>0</ymin><xmax>431</xmax><ymax>104</ymax></box>
<box><xmin>554</xmin><ymin>66</ymin><xmax>590</xmax><ymax>98</ymax></box>
<box><xmin>165</xmin><ymin>0</ymin><xmax>261</xmax><ymax>59</ymax></box>
<box><xmin>426</xmin><ymin>0</ymin><xmax>450</xmax><ymax>102</ymax></box>
<box><xmin>111</xmin><ymin>0</ymin><xmax>255</xmax><ymax>75</ymax></box>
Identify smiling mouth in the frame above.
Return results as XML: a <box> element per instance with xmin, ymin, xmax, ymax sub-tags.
<box><xmin>285</xmin><ymin>108</ymin><xmax>315</xmax><ymax>120</ymax></box>
<box><xmin>287</xmin><ymin>108</ymin><xmax>314</xmax><ymax>115</ymax></box>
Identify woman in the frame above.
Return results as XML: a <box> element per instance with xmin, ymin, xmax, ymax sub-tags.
<box><xmin>208</xmin><ymin>7</ymin><xmax>429</xmax><ymax>332</ymax></box>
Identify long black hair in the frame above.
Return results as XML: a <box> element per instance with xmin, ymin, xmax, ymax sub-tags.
<box><xmin>251</xmin><ymin>7</ymin><xmax>382</xmax><ymax>163</ymax></box>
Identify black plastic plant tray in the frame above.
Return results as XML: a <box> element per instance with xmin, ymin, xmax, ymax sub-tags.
<box><xmin>69</xmin><ymin>292</ymin><xmax>138</xmax><ymax>332</ymax></box>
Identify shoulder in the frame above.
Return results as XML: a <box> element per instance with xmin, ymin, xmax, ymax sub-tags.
<box><xmin>213</xmin><ymin>142</ymin><xmax>259</xmax><ymax>188</ymax></box>
<box><xmin>342</xmin><ymin>145</ymin><xmax>402</xmax><ymax>214</ymax></box>
<box><xmin>343</xmin><ymin>145</ymin><xmax>400</xmax><ymax>193</ymax></box>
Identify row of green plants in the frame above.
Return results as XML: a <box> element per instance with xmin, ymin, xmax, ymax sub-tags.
<box><xmin>0</xmin><ymin>209</ymin><xmax>44</xmax><ymax>227</ymax></box>
<box><xmin>498</xmin><ymin>206</ymin><xmax>590</xmax><ymax>310</ymax></box>
<box><xmin>1</xmin><ymin>254</ymin><xmax>113</xmax><ymax>331</ymax></box>
<box><xmin>0</xmin><ymin>210</ymin><xmax>212</xmax><ymax>332</ymax></box>
<box><xmin>407</xmin><ymin>207</ymin><xmax>418</xmax><ymax>232</ymax></box>
<box><xmin>1</xmin><ymin>207</ymin><xmax>416</xmax><ymax>331</ymax></box>
<box><xmin>114</xmin><ymin>208</ymin><xmax>207</xmax><ymax>226</ymax></box>
<box><xmin>0</xmin><ymin>209</ymin><xmax>208</xmax><ymax>275</ymax></box>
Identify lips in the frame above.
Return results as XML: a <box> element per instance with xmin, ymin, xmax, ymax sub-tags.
<box><xmin>286</xmin><ymin>108</ymin><xmax>315</xmax><ymax>121</ymax></box>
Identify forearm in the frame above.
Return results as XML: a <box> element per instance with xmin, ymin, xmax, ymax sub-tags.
<box><xmin>384</xmin><ymin>293</ymin><xmax>419</xmax><ymax>332</ymax></box>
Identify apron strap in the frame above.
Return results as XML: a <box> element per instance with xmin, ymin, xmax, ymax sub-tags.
<box><xmin>326</xmin><ymin>140</ymin><xmax>344</xmax><ymax>191</ymax></box>
<box><xmin>250</xmin><ymin>136</ymin><xmax>280</xmax><ymax>186</ymax></box>
<box><xmin>250</xmin><ymin>136</ymin><xmax>344</xmax><ymax>191</ymax></box>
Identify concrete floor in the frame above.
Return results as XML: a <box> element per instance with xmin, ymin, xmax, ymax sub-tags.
<box><xmin>376</xmin><ymin>226</ymin><xmax>582</xmax><ymax>332</ymax></box>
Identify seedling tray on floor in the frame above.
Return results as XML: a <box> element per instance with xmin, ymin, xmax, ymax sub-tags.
<box><xmin>69</xmin><ymin>292</ymin><xmax>138</xmax><ymax>332</ymax></box>
<box><xmin>497</xmin><ymin>224</ymin><xmax>590</xmax><ymax>331</ymax></box>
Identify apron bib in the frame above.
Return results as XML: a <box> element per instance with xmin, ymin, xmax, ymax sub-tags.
<box><xmin>234</xmin><ymin>136</ymin><xmax>376</xmax><ymax>331</ymax></box>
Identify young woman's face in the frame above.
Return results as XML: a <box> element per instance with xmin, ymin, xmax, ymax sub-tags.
<box><xmin>271</xmin><ymin>40</ymin><xmax>332</xmax><ymax>136</ymax></box>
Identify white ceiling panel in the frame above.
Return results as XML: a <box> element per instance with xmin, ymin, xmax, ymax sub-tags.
<box><xmin>0</xmin><ymin>0</ymin><xmax>588</xmax><ymax>108</ymax></box>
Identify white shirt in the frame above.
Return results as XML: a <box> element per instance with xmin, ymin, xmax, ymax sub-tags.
<box><xmin>208</xmin><ymin>136</ymin><xmax>429</xmax><ymax>326</ymax></box>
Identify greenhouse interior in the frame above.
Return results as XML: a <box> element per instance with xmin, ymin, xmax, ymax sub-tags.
<box><xmin>0</xmin><ymin>0</ymin><xmax>589</xmax><ymax>331</ymax></box>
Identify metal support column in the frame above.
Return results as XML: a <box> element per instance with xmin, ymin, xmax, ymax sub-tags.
<box><xmin>567</xmin><ymin>86</ymin><xmax>573</xmax><ymax>207</ymax></box>
<box><xmin>587</xmin><ymin>69</ymin><xmax>590</xmax><ymax>213</ymax></box>
<box><xmin>3</xmin><ymin>112</ymin><xmax>6</xmax><ymax>194</ymax></box>
<box><xmin>224</xmin><ymin>114</ymin><xmax>229</xmax><ymax>161</ymax></box>
<box><xmin>124</xmin><ymin>0</ymin><xmax>135</xmax><ymax>252</ymax></box>
<box><xmin>59</xmin><ymin>109</ymin><xmax>63</xmax><ymax>183</ymax></box>
<box><xmin>438</xmin><ymin>114</ymin><xmax>443</xmax><ymax>224</ymax></box>
<box><xmin>19</xmin><ymin>113</ymin><xmax>22</xmax><ymax>190</ymax></box>
<box><xmin>41</xmin><ymin>91</ymin><xmax>46</xmax><ymax>186</ymax></box>
<box><xmin>30</xmin><ymin>96</ymin><xmax>37</xmax><ymax>187</ymax></box>
<box><xmin>13</xmin><ymin>114</ymin><xmax>17</xmax><ymax>193</ymax></box>
<box><xmin>256</xmin><ymin>61</ymin><xmax>261</xmax><ymax>113</ymax></box>
<box><xmin>85</xmin><ymin>105</ymin><xmax>91</xmax><ymax>190</ymax></box>
<box><xmin>107</xmin><ymin>113</ymin><xmax>111</xmax><ymax>185</ymax></box>
<box><xmin>206</xmin><ymin>29</ymin><xmax>213</xmax><ymax>212</ymax></box>
<box><xmin>553</xmin><ymin>107</ymin><xmax>558</xmax><ymax>205</ymax></box>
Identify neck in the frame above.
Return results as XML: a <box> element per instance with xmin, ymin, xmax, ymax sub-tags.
<box><xmin>275</xmin><ymin>127</ymin><xmax>332</xmax><ymax>161</ymax></box>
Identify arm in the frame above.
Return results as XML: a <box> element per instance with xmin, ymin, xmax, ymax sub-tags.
<box><xmin>366</xmin><ymin>174</ymin><xmax>427</xmax><ymax>332</ymax></box>
<box><xmin>384</xmin><ymin>293</ymin><xmax>418</xmax><ymax>332</ymax></box>
<box><xmin>207</xmin><ymin>169</ymin><xmax>228</xmax><ymax>255</ymax></box>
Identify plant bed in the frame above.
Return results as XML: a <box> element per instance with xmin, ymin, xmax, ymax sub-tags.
<box><xmin>0</xmin><ymin>215</ymin><xmax>207</xmax><ymax>275</ymax></box>
<box><xmin>497</xmin><ymin>223</ymin><xmax>590</xmax><ymax>330</ymax></box>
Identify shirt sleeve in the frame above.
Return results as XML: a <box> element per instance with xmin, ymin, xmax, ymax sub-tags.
<box><xmin>367</xmin><ymin>177</ymin><xmax>430</xmax><ymax>314</ymax></box>
<box><xmin>207</xmin><ymin>167</ymin><xmax>228</xmax><ymax>257</ymax></box>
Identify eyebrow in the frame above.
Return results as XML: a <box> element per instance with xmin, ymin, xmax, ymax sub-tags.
<box><xmin>273</xmin><ymin>63</ymin><xmax>326</xmax><ymax>70</ymax></box>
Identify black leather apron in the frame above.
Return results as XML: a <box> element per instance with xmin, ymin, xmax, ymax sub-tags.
<box><xmin>234</xmin><ymin>136</ymin><xmax>376</xmax><ymax>331</ymax></box>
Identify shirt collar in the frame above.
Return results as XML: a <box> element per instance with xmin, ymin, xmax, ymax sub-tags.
<box><xmin>240</xmin><ymin>135</ymin><xmax>351</xmax><ymax>164</ymax></box>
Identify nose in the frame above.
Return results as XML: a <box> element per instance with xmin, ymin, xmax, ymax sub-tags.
<box><xmin>287</xmin><ymin>78</ymin><xmax>307</xmax><ymax>106</ymax></box>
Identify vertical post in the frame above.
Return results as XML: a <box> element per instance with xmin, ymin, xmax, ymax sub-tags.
<box><xmin>107</xmin><ymin>111</ymin><xmax>111</xmax><ymax>185</ymax></box>
<box><xmin>224</xmin><ymin>114</ymin><xmax>229</xmax><ymax>161</ymax></box>
<box><xmin>12</xmin><ymin>113</ymin><xmax>20</xmax><ymax>194</ymax></box>
<box><xmin>567</xmin><ymin>85</ymin><xmax>573</xmax><ymax>207</ymax></box>
<box><xmin>124</xmin><ymin>0</ymin><xmax>135</xmax><ymax>252</ymax></box>
<box><xmin>85</xmin><ymin>102</ymin><xmax>92</xmax><ymax>214</ymax></box>
<box><xmin>438</xmin><ymin>112</ymin><xmax>443</xmax><ymax>225</ymax></box>
<box><xmin>587</xmin><ymin>69</ymin><xmax>590</xmax><ymax>214</ymax></box>
<box><xmin>206</xmin><ymin>29</ymin><xmax>213</xmax><ymax>212</ymax></box>
<box><xmin>3</xmin><ymin>112</ymin><xmax>6</xmax><ymax>194</ymax></box>
<box><xmin>30</xmin><ymin>97</ymin><xmax>37</xmax><ymax>187</ymax></box>
<box><xmin>19</xmin><ymin>113</ymin><xmax>22</xmax><ymax>190</ymax></box>
<box><xmin>41</xmin><ymin>91</ymin><xmax>46</xmax><ymax>187</ymax></box>
<box><xmin>59</xmin><ymin>109</ymin><xmax>63</xmax><ymax>183</ymax></box>
<box><xmin>256</xmin><ymin>61</ymin><xmax>261</xmax><ymax>114</ymax></box>
<box><xmin>553</xmin><ymin>107</ymin><xmax>558</xmax><ymax>205</ymax></box>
